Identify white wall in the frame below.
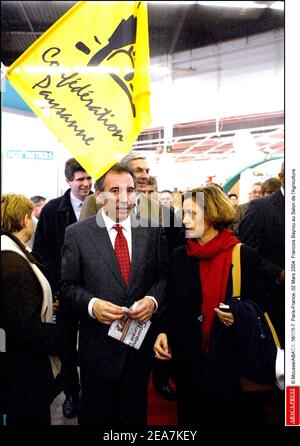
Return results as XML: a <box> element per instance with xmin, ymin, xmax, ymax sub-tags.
<box><xmin>139</xmin><ymin>151</ymin><xmax>283</xmax><ymax>194</ymax></box>
<box><xmin>150</xmin><ymin>30</ymin><xmax>284</xmax><ymax>127</ymax></box>
<box><xmin>1</xmin><ymin>30</ymin><xmax>284</xmax><ymax>196</ymax></box>
<box><xmin>140</xmin><ymin>150</ymin><xmax>233</xmax><ymax>190</ymax></box>
<box><xmin>1</xmin><ymin>110</ymin><xmax>70</xmax><ymax>199</ymax></box>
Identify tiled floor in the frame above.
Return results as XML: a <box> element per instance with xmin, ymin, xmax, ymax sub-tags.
<box><xmin>50</xmin><ymin>392</ymin><xmax>78</xmax><ymax>425</ymax></box>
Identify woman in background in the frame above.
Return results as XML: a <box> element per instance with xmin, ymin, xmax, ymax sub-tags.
<box><xmin>1</xmin><ymin>194</ymin><xmax>64</xmax><ymax>426</ymax></box>
<box><xmin>154</xmin><ymin>186</ymin><xmax>268</xmax><ymax>425</ymax></box>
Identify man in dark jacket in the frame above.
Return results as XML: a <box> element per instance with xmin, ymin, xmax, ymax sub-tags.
<box><xmin>238</xmin><ymin>162</ymin><xmax>284</xmax><ymax>425</ymax></box>
<box><xmin>60</xmin><ymin>163</ymin><xmax>168</xmax><ymax>425</ymax></box>
<box><xmin>80</xmin><ymin>154</ymin><xmax>183</xmax><ymax>400</ymax></box>
<box><xmin>33</xmin><ymin>158</ymin><xmax>92</xmax><ymax>418</ymax></box>
<box><xmin>238</xmin><ymin>165</ymin><xmax>284</xmax><ymax>346</ymax></box>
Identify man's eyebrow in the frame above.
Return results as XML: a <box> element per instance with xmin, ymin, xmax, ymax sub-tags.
<box><xmin>109</xmin><ymin>186</ymin><xmax>135</xmax><ymax>190</ymax></box>
<box><xmin>76</xmin><ymin>175</ymin><xmax>92</xmax><ymax>181</ymax></box>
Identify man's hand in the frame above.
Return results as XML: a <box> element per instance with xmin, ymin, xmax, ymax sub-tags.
<box><xmin>127</xmin><ymin>297</ymin><xmax>156</xmax><ymax>324</ymax></box>
<box><xmin>92</xmin><ymin>299</ymin><xmax>125</xmax><ymax>324</ymax></box>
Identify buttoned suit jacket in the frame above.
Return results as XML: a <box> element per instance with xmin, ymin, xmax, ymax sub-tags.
<box><xmin>60</xmin><ymin>213</ymin><xmax>168</xmax><ymax>380</ymax></box>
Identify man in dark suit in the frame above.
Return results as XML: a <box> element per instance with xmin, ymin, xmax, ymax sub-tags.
<box><xmin>33</xmin><ymin>158</ymin><xmax>92</xmax><ymax>418</ymax></box>
<box><xmin>233</xmin><ymin>182</ymin><xmax>262</xmax><ymax>235</ymax></box>
<box><xmin>79</xmin><ymin>154</ymin><xmax>183</xmax><ymax>401</ymax></box>
<box><xmin>238</xmin><ymin>163</ymin><xmax>284</xmax><ymax>425</ymax></box>
<box><xmin>61</xmin><ymin>163</ymin><xmax>168</xmax><ymax>425</ymax></box>
<box><xmin>238</xmin><ymin>165</ymin><xmax>284</xmax><ymax>346</ymax></box>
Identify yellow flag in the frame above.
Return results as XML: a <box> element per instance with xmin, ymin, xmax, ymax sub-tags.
<box><xmin>7</xmin><ymin>1</ymin><xmax>151</xmax><ymax>179</ymax></box>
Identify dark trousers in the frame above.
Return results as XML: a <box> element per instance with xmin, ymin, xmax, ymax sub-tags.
<box><xmin>152</xmin><ymin>358</ymin><xmax>174</xmax><ymax>386</ymax></box>
<box><xmin>56</xmin><ymin>312</ymin><xmax>80</xmax><ymax>399</ymax></box>
<box><xmin>79</xmin><ymin>355</ymin><xmax>150</xmax><ymax>426</ymax></box>
<box><xmin>238</xmin><ymin>391</ymin><xmax>267</xmax><ymax>426</ymax></box>
<box><xmin>177</xmin><ymin>381</ymin><xmax>238</xmax><ymax>425</ymax></box>
<box><xmin>6</xmin><ymin>407</ymin><xmax>51</xmax><ymax>426</ymax></box>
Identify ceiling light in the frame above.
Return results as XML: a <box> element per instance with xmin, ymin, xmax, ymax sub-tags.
<box><xmin>196</xmin><ymin>1</ymin><xmax>267</xmax><ymax>8</ymax></box>
<box><xmin>148</xmin><ymin>1</ymin><xmax>196</xmax><ymax>5</ymax></box>
<box><xmin>150</xmin><ymin>66</ymin><xmax>171</xmax><ymax>76</ymax></box>
<box><xmin>270</xmin><ymin>1</ymin><xmax>284</xmax><ymax>11</ymax></box>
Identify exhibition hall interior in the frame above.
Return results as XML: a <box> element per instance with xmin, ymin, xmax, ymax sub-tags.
<box><xmin>1</xmin><ymin>0</ymin><xmax>288</xmax><ymax>430</ymax></box>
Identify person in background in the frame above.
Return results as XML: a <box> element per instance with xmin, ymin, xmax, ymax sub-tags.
<box><xmin>238</xmin><ymin>163</ymin><xmax>284</xmax><ymax>424</ymax></box>
<box><xmin>228</xmin><ymin>193</ymin><xmax>238</xmax><ymax>209</ymax></box>
<box><xmin>233</xmin><ymin>181</ymin><xmax>262</xmax><ymax>235</ymax></box>
<box><xmin>261</xmin><ymin>177</ymin><xmax>281</xmax><ymax>196</ymax></box>
<box><xmin>159</xmin><ymin>190</ymin><xmax>174</xmax><ymax>208</ymax></box>
<box><xmin>30</xmin><ymin>195</ymin><xmax>46</xmax><ymax>219</ymax></box>
<box><xmin>154</xmin><ymin>186</ymin><xmax>269</xmax><ymax>425</ymax></box>
<box><xmin>145</xmin><ymin>176</ymin><xmax>159</xmax><ymax>201</ymax></box>
<box><xmin>1</xmin><ymin>194</ymin><xmax>64</xmax><ymax>426</ymax></box>
<box><xmin>26</xmin><ymin>195</ymin><xmax>47</xmax><ymax>250</ymax></box>
<box><xmin>33</xmin><ymin>158</ymin><xmax>92</xmax><ymax>419</ymax></box>
<box><xmin>60</xmin><ymin>163</ymin><xmax>168</xmax><ymax>425</ymax></box>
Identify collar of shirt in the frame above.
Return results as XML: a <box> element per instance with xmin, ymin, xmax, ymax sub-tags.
<box><xmin>100</xmin><ymin>208</ymin><xmax>132</xmax><ymax>259</ymax></box>
<box><xmin>70</xmin><ymin>192</ymin><xmax>84</xmax><ymax>220</ymax></box>
<box><xmin>280</xmin><ymin>186</ymin><xmax>284</xmax><ymax>197</ymax></box>
<box><xmin>70</xmin><ymin>192</ymin><xmax>83</xmax><ymax>211</ymax></box>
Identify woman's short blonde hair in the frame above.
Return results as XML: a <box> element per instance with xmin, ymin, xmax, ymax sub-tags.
<box><xmin>1</xmin><ymin>193</ymin><xmax>34</xmax><ymax>233</ymax></box>
<box><xmin>183</xmin><ymin>185</ymin><xmax>236</xmax><ymax>230</ymax></box>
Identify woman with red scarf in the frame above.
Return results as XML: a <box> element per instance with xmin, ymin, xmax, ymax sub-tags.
<box><xmin>154</xmin><ymin>186</ymin><xmax>267</xmax><ymax>425</ymax></box>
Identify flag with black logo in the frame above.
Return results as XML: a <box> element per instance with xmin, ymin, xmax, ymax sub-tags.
<box><xmin>7</xmin><ymin>1</ymin><xmax>151</xmax><ymax>179</ymax></box>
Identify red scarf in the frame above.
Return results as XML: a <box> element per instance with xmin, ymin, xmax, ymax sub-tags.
<box><xmin>187</xmin><ymin>229</ymin><xmax>240</xmax><ymax>352</ymax></box>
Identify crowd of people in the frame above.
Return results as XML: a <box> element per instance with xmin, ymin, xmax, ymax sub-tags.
<box><xmin>0</xmin><ymin>154</ymin><xmax>284</xmax><ymax>427</ymax></box>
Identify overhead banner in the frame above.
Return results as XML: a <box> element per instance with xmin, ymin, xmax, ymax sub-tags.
<box><xmin>7</xmin><ymin>1</ymin><xmax>151</xmax><ymax>179</ymax></box>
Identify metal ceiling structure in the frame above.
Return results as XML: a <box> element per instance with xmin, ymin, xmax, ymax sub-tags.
<box><xmin>133</xmin><ymin>111</ymin><xmax>284</xmax><ymax>163</ymax></box>
<box><xmin>1</xmin><ymin>1</ymin><xmax>284</xmax><ymax>66</ymax></box>
<box><xmin>1</xmin><ymin>1</ymin><xmax>284</xmax><ymax>162</ymax></box>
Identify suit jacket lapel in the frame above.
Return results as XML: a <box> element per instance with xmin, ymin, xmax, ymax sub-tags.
<box><xmin>88</xmin><ymin>215</ymin><xmax>126</xmax><ymax>289</ymax></box>
<box><xmin>128</xmin><ymin>214</ymin><xmax>147</xmax><ymax>290</ymax></box>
